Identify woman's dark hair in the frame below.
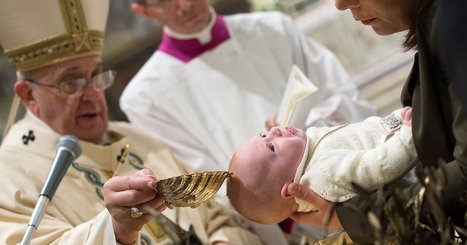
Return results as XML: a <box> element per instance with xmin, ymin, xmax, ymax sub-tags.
<box><xmin>403</xmin><ymin>0</ymin><xmax>435</xmax><ymax>50</ymax></box>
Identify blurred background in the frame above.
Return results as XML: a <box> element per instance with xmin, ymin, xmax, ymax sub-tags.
<box><xmin>0</xmin><ymin>0</ymin><xmax>413</xmax><ymax>142</ymax></box>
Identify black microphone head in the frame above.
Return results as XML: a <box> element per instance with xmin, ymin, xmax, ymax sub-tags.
<box><xmin>57</xmin><ymin>135</ymin><xmax>82</xmax><ymax>159</ymax></box>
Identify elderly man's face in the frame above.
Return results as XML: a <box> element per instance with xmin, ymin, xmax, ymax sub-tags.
<box><xmin>19</xmin><ymin>56</ymin><xmax>109</xmax><ymax>144</ymax></box>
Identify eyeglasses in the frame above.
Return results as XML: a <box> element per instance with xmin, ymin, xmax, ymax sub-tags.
<box><xmin>25</xmin><ymin>70</ymin><xmax>116</xmax><ymax>97</ymax></box>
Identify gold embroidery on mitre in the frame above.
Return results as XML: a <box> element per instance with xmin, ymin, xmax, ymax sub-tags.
<box><xmin>4</xmin><ymin>0</ymin><xmax>104</xmax><ymax>71</ymax></box>
<box><xmin>73</xmin><ymin>33</ymin><xmax>92</xmax><ymax>52</ymax></box>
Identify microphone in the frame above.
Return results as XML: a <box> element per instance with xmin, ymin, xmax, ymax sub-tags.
<box><xmin>21</xmin><ymin>135</ymin><xmax>82</xmax><ymax>245</ymax></box>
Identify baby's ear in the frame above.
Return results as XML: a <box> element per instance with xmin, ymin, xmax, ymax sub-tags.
<box><xmin>280</xmin><ymin>183</ymin><xmax>294</xmax><ymax>199</ymax></box>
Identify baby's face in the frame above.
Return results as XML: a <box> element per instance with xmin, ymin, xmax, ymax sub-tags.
<box><xmin>234</xmin><ymin>126</ymin><xmax>307</xmax><ymax>184</ymax></box>
<box><xmin>228</xmin><ymin>126</ymin><xmax>307</xmax><ymax>223</ymax></box>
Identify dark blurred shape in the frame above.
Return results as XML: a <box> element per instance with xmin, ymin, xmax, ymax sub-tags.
<box><xmin>435</xmin><ymin>0</ymin><xmax>467</xmax><ymax>110</ymax></box>
<box><xmin>336</xmin><ymin>161</ymin><xmax>467</xmax><ymax>244</ymax></box>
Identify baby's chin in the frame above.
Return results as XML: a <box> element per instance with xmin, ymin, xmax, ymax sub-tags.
<box><xmin>295</xmin><ymin>128</ymin><xmax>307</xmax><ymax>140</ymax></box>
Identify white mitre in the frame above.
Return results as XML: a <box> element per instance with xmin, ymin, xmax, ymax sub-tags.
<box><xmin>0</xmin><ymin>0</ymin><xmax>109</xmax><ymax>72</ymax></box>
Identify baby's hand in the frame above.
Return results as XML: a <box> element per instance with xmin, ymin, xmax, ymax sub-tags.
<box><xmin>400</xmin><ymin>106</ymin><xmax>412</xmax><ymax>127</ymax></box>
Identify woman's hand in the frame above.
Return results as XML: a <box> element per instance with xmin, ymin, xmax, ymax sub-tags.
<box><xmin>103</xmin><ymin>169</ymin><xmax>166</xmax><ymax>244</ymax></box>
<box><xmin>287</xmin><ymin>183</ymin><xmax>342</xmax><ymax>229</ymax></box>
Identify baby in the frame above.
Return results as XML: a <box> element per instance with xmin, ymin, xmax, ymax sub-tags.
<box><xmin>227</xmin><ymin>107</ymin><xmax>417</xmax><ymax>224</ymax></box>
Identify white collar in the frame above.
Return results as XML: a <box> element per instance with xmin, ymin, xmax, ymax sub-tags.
<box><xmin>292</xmin><ymin>136</ymin><xmax>319</xmax><ymax>212</ymax></box>
<box><xmin>293</xmin><ymin>136</ymin><xmax>310</xmax><ymax>184</ymax></box>
<box><xmin>164</xmin><ymin>7</ymin><xmax>217</xmax><ymax>45</ymax></box>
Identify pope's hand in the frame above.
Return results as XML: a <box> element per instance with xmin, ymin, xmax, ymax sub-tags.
<box><xmin>287</xmin><ymin>183</ymin><xmax>342</xmax><ymax>229</ymax></box>
<box><xmin>103</xmin><ymin>169</ymin><xmax>166</xmax><ymax>244</ymax></box>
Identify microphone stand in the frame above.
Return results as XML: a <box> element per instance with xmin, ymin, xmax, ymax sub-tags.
<box><xmin>21</xmin><ymin>196</ymin><xmax>50</xmax><ymax>245</ymax></box>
